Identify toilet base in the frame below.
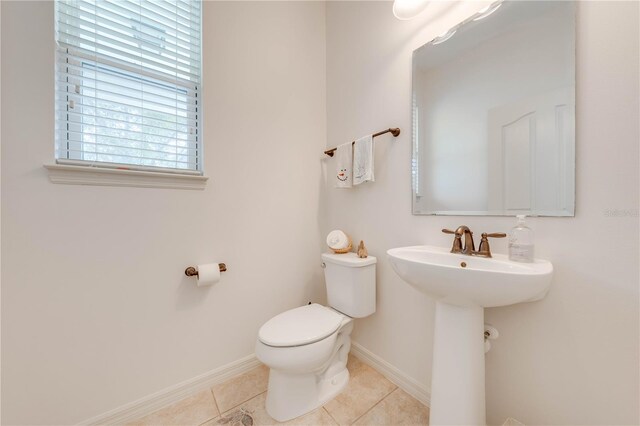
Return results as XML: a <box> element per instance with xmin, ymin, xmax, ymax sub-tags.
<box><xmin>263</xmin><ymin>320</ymin><xmax>353</xmax><ymax>422</ymax></box>
<box><xmin>266</xmin><ymin>365</ymin><xmax>349</xmax><ymax>422</ymax></box>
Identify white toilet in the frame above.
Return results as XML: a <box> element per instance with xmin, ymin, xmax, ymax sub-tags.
<box><xmin>255</xmin><ymin>252</ymin><xmax>376</xmax><ymax>422</ymax></box>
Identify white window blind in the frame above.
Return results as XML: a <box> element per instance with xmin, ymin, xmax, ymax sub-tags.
<box><xmin>55</xmin><ymin>0</ymin><xmax>202</xmax><ymax>174</ymax></box>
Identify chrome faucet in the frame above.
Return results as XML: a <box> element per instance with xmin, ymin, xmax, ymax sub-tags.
<box><xmin>442</xmin><ymin>226</ymin><xmax>506</xmax><ymax>258</ymax></box>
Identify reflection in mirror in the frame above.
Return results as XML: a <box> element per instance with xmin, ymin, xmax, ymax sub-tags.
<box><xmin>412</xmin><ymin>1</ymin><xmax>575</xmax><ymax>216</ymax></box>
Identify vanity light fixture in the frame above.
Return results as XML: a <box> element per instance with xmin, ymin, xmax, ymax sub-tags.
<box><xmin>392</xmin><ymin>0</ymin><xmax>430</xmax><ymax>20</ymax></box>
<box><xmin>473</xmin><ymin>0</ymin><xmax>504</xmax><ymax>21</ymax></box>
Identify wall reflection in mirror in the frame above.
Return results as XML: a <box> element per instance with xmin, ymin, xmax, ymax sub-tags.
<box><xmin>412</xmin><ymin>1</ymin><xmax>575</xmax><ymax>216</ymax></box>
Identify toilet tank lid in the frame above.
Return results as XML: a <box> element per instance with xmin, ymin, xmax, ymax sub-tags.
<box><xmin>322</xmin><ymin>252</ymin><xmax>377</xmax><ymax>267</ymax></box>
<box><xmin>258</xmin><ymin>304</ymin><xmax>344</xmax><ymax>347</ymax></box>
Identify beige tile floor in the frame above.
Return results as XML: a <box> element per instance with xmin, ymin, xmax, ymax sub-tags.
<box><xmin>128</xmin><ymin>356</ymin><xmax>429</xmax><ymax>426</ymax></box>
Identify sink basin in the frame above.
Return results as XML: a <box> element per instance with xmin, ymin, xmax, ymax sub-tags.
<box><xmin>387</xmin><ymin>245</ymin><xmax>553</xmax><ymax>425</ymax></box>
<box><xmin>387</xmin><ymin>245</ymin><xmax>553</xmax><ymax>307</ymax></box>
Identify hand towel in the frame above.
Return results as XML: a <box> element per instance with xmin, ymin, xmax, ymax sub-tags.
<box><xmin>326</xmin><ymin>230</ymin><xmax>350</xmax><ymax>250</ymax></box>
<box><xmin>353</xmin><ymin>134</ymin><xmax>374</xmax><ymax>185</ymax></box>
<box><xmin>335</xmin><ymin>142</ymin><xmax>353</xmax><ymax>188</ymax></box>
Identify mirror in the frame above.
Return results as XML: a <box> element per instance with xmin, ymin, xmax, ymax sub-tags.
<box><xmin>412</xmin><ymin>1</ymin><xmax>575</xmax><ymax>216</ymax></box>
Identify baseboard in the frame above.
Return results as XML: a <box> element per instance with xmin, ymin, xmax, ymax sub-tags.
<box><xmin>350</xmin><ymin>341</ymin><xmax>431</xmax><ymax>407</ymax></box>
<box><xmin>78</xmin><ymin>354</ymin><xmax>261</xmax><ymax>425</ymax></box>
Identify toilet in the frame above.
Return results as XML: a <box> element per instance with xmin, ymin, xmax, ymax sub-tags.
<box><xmin>255</xmin><ymin>252</ymin><xmax>377</xmax><ymax>422</ymax></box>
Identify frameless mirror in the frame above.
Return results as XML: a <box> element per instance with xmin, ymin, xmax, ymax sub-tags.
<box><xmin>412</xmin><ymin>1</ymin><xmax>575</xmax><ymax>216</ymax></box>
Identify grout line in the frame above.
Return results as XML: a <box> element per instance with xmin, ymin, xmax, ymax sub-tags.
<box><xmin>210</xmin><ymin>388</ymin><xmax>221</xmax><ymax>418</ymax></box>
<box><xmin>322</xmin><ymin>406</ymin><xmax>340</xmax><ymax>426</ymax></box>
<box><xmin>211</xmin><ymin>366</ymin><xmax>266</xmax><ymax>415</ymax></box>
<box><xmin>348</xmin><ymin>386</ymin><xmax>398</xmax><ymax>425</ymax></box>
<box><xmin>219</xmin><ymin>390</ymin><xmax>268</xmax><ymax>416</ymax></box>
<box><xmin>193</xmin><ymin>389</ymin><xmax>221</xmax><ymax>426</ymax></box>
<box><xmin>198</xmin><ymin>415</ymin><xmax>219</xmax><ymax>426</ymax></box>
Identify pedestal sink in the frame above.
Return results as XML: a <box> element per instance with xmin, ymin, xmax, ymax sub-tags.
<box><xmin>387</xmin><ymin>245</ymin><xmax>553</xmax><ymax>425</ymax></box>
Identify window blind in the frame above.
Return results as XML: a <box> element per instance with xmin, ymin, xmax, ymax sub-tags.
<box><xmin>55</xmin><ymin>0</ymin><xmax>202</xmax><ymax>174</ymax></box>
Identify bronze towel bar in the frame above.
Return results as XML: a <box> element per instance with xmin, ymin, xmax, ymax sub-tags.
<box><xmin>323</xmin><ymin>128</ymin><xmax>401</xmax><ymax>157</ymax></box>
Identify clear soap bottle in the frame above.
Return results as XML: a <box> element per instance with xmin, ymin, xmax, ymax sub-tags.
<box><xmin>509</xmin><ymin>215</ymin><xmax>534</xmax><ymax>262</ymax></box>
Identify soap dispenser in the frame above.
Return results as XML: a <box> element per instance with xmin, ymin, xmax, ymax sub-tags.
<box><xmin>509</xmin><ymin>215</ymin><xmax>534</xmax><ymax>262</ymax></box>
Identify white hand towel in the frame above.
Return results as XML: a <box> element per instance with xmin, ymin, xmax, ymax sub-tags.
<box><xmin>326</xmin><ymin>230</ymin><xmax>349</xmax><ymax>250</ymax></box>
<box><xmin>353</xmin><ymin>134</ymin><xmax>374</xmax><ymax>185</ymax></box>
<box><xmin>335</xmin><ymin>142</ymin><xmax>353</xmax><ymax>188</ymax></box>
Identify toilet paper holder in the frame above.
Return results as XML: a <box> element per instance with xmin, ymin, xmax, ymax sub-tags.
<box><xmin>185</xmin><ymin>263</ymin><xmax>227</xmax><ymax>277</ymax></box>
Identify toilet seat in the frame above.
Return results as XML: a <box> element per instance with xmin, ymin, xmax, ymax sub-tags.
<box><xmin>258</xmin><ymin>304</ymin><xmax>344</xmax><ymax>347</ymax></box>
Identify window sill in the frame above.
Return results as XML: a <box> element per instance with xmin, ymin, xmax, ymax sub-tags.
<box><xmin>44</xmin><ymin>164</ymin><xmax>208</xmax><ymax>190</ymax></box>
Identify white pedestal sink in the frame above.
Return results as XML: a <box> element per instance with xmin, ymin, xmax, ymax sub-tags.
<box><xmin>387</xmin><ymin>245</ymin><xmax>553</xmax><ymax>425</ymax></box>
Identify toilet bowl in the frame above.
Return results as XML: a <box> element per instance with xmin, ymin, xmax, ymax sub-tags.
<box><xmin>255</xmin><ymin>253</ymin><xmax>376</xmax><ymax>422</ymax></box>
<box><xmin>255</xmin><ymin>304</ymin><xmax>353</xmax><ymax>421</ymax></box>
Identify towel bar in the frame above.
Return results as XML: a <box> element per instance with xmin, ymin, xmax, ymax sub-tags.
<box><xmin>324</xmin><ymin>127</ymin><xmax>400</xmax><ymax>157</ymax></box>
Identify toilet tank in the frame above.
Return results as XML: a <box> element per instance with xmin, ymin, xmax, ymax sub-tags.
<box><xmin>321</xmin><ymin>252</ymin><xmax>376</xmax><ymax>318</ymax></box>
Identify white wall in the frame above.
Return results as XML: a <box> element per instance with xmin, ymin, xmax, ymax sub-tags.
<box><xmin>326</xmin><ymin>1</ymin><xmax>639</xmax><ymax>425</ymax></box>
<box><xmin>0</xmin><ymin>2</ymin><xmax>326</xmax><ymax>424</ymax></box>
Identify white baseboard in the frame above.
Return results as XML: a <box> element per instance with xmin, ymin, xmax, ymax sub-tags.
<box><xmin>350</xmin><ymin>341</ymin><xmax>431</xmax><ymax>407</ymax></box>
<box><xmin>79</xmin><ymin>354</ymin><xmax>261</xmax><ymax>425</ymax></box>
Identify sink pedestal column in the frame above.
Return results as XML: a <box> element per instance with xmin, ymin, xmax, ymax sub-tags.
<box><xmin>430</xmin><ymin>301</ymin><xmax>486</xmax><ymax>425</ymax></box>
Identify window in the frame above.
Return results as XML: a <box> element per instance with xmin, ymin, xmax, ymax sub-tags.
<box><xmin>55</xmin><ymin>0</ymin><xmax>202</xmax><ymax>175</ymax></box>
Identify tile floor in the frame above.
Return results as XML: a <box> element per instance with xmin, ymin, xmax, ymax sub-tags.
<box><xmin>128</xmin><ymin>356</ymin><xmax>429</xmax><ymax>426</ymax></box>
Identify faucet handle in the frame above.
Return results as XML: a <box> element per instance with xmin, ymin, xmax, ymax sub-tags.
<box><xmin>442</xmin><ymin>228</ymin><xmax>462</xmax><ymax>235</ymax></box>
<box><xmin>476</xmin><ymin>232</ymin><xmax>506</xmax><ymax>258</ymax></box>
<box><xmin>485</xmin><ymin>232</ymin><xmax>506</xmax><ymax>238</ymax></box>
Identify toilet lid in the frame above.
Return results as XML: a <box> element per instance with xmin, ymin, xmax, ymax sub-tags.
<box><xmin>258</xmin><ymin>304</ymin><xmax>344</xmax><ymax>347</ymax></box>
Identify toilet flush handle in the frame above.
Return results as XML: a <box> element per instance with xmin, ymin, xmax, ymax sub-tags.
<box><xmin>321</xmin><ymin>262</ymin><xmax>326</xmax><ymax>268</ymax></box>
